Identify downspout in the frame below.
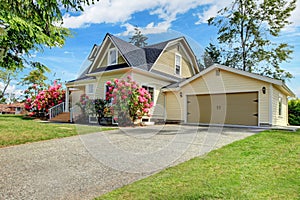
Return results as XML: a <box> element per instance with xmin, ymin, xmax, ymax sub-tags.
<box><xmin>163</xmin><ymin>91</ymin><xmax>166</xmax><ymax>121</ymax></box>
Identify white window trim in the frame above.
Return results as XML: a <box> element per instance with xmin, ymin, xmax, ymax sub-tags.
<box><xmin>142</xmin><ymin>85</ymin><xmax>155</xmax><ymax>102</ymax></box>
<box><xmin>108</xmin><ymin>48</ymin><xmax>118</xmax><ymax>66</ymax></box>
<box><xmin>86</xmin><ymin>84</ymin><xmax>95</xmax><ymax>95</ymax></box>
<box><xmin>104</xmin><ymin>83</ymin><xmax>113</xmax><ymax>105</ymax></box>
<box><xmin>278</xmin><ymin>94</ymin><xmax>283</xmax><ymax>116</ymax></box>
<box><xmin>142</xmin><ymin>85</ymin><xmax>156</xmax><ymax>116</ymax></box>
<box><xmin>174</xmin><ymin>53</ymin><xmax>182</xmax><ymax>76</ymax></box>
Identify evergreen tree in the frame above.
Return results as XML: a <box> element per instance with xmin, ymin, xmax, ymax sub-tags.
<box><xmin>129</xmin><ymin>27</ymin><xmax>148</xmax><ymax>47</ymax></box>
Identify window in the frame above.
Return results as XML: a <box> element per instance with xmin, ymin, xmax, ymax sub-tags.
<box><xmin>105</xmin><ymin>85</ymin><xmax>113</xmax><ymax>104</ymax></box>
<box><xmin>87</xmin><ymin>84</ymin><xmax>94</xmax><ymax>94</ymax></box>
<box><xmin>278</xmin><ymin>97</ymin><xmax>282</xmax><ymax>116</ymax></box>
<box><xmin>142</xmin><ymin>85</ymin><xmax>154</xmax><ymax>100</ymax></box>
<box><xmin>108</xmin><ymin>48</ymin><xmax>117</xmax><ymax>65</ymax></box>
<box><xmin>175</xmin><ymin>54</ymin><xmax>181</xmax><ymax>75</ymax></box>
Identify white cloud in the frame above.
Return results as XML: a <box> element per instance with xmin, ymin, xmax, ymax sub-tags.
<box><xmin>194</xmin><ymin>5</ymin><xmax>220</xmax><ymax>24</ymax></box>
<box><xmin>118</xmin><ymin>20</ymin><xmax>173</xmax><ymax>36</ymax></box>
<box><xmin>193</xmin><ymin>0</ymin><xmax>300</xmax><ymax>30</ymax></box>
<box><xmin>62</xmin><ymin>0</ymin><xmax>213</xmax><ymax>33</ymax></box>
<box><xmin>0</xmin><ymin>82</ymin><xmax>24</xmax><ymax>100</ymax></box>
<box><xmin>193</xmin><ymin>1</ymin><xmax>231</xmax><ymax>24</ymax></box>
<box><xmin>63</xmin><ymin>0</ymin><xmax>157</xmax><ymax>28</ymax></box>
<box><xmin>284</xmin><ymin>0</ymin><xmax>300</xmax><ymax>32</ymax></box>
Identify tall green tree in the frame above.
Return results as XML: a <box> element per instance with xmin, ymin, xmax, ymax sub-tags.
<box><xmin>0</xmin><ymin>67</ymin><xmax>19</xmax><ymax>101</ymax></box>
<box><xmin>208</xmin><ymin>0</ymin><xmax>296</xmax><ymax>80</ymax></box>
<box><xmin>21</xmin><ymin>62</ymin><xmax>51</xmax><ymax>87</ymax></box>
<box><xmin>0</xmin><ymin>0</ymin><xmax>97</xmax><ymax>72</ymax></box>
<box><xmin>203</xmin><ymin>43</ymin><xmax>222</xmax><ymax>67</ymax></box>
<box><xmin>129</xmin><ymin>27</ymin><xmax>148</xmax><ymax>47</ymax></box>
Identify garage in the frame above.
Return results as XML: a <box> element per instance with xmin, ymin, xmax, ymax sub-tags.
<box><xmin>187</xmin><ymin>92</ymin><xmax>258</xmax><ymax>126</ymax></box>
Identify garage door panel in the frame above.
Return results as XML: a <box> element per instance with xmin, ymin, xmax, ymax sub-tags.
<box><xmin>197</xmin><ymin>95</ymin><xmax>211</xmax><ymax>123</ymax></box>
<box><xmin>187</xmin><ymin>95</ymin><xmax>200</xmax><ymax>123</ymax></box>
<box><xmin>225</xmin><ymin>92</ymin><xmax>258</xmax><ymax>126</ymax></box>
<box><xmin>187</xmin><ymin>92</ymin><xmax>258</xmax><ymax>126</ymax></box>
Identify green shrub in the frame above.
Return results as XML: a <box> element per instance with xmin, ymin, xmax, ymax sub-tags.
<box><xmin>288</xmin><ymin>98</ymin><xmax>300</xmax><ymax>125</ymax></box>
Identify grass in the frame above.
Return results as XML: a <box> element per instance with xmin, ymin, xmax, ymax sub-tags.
<box><xmin>0</xmin><ymin>115</ymin><xmax>117</xmax><ymax>148</ymax></box>
<box><xmin>97</xmin><ymin>130</ymin><xmax>300</xmax><ymax>200</ymax></box>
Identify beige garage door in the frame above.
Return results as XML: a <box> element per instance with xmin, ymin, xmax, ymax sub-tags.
<box><xmin>187</xmin><ymin>92</ymin><xmax>258</xmax><ymax>126</ymax></box>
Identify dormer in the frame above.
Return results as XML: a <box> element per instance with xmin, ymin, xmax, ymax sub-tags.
<box><xmin>149</xmin><ymin>38</ymin><xmax>199</xmax><ymax>79</ymax></box>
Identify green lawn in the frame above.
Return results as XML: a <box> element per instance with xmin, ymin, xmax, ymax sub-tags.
<box><xmin>0</xmin><ymin>115</ymin><xmax>116</xmax><ymax>147</ymax></box>
<box><xmin>97</xmin><ymin>130</ymin><xmax>300</xmax><ymax>200</ymax></box>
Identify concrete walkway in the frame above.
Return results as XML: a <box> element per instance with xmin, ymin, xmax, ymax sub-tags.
<box><xmin>0</xmin><ymin>125</ymin><xmax>257</xmax><ymax>200</ymax></box>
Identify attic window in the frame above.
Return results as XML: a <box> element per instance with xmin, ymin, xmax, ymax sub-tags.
<box><xmin>175</xmin><ymin>53</ymin><xmax>181</xmax><ymax>75</ymax></box>
<box><xmin>108</xmin><ymin>48</ymin><xmax>117</xmax><ymax>65</ymax></box>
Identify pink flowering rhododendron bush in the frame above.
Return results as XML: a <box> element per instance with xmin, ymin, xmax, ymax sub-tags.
<box><xmin>24</xmin><ymin>81</ymin><xmax>65</xmax><ymax>117</ymax></box>
<box><xmin>106</xmin><ymin>76</ymin><xmax>154</xmax><ymax>126</ymax></box>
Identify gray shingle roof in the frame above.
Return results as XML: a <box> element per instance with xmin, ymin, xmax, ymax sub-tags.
<box><xmin>108</xmin><ymin>33</ymin><xmax>183</xmax><ymax>71</ymax></box>
<box><xmin>109</xmin><ymin>34</ymin><xmax>148</xmax><ymax>70</ymax></box>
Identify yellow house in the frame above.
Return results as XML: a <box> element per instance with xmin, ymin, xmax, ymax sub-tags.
<box><xmin>64</xmin><ymin>33</ymin><xmax>295</xmax><ymax>126</ymax></box>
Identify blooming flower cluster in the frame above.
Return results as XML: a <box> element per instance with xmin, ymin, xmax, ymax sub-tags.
<box><xmin>24</xmin><ymin>80</ymin><xmax>65</xmax><ymax>115</ymax></box>
<box><xmin>106</xmin><ymin>75</ymin><xmax>154</xmax><ymax>126</ymax></box>
<box><xmin>76</xmin><ymin>95</ymin><xmax>111</xmax><ymax>120</ymax></box>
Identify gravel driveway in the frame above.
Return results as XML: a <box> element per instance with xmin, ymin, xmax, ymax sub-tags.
<box><xmin>0</xmin><ymin>125</ymin><xmax>257</xmax><ymax>200</ymax></box>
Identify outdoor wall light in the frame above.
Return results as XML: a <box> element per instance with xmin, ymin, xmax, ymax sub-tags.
<box><xmin>180</xmin><ymin>92</ymin><xmax>183</xmax><ymax>97</ymax></box>
<box><xmin>262</xmin><ymin>86</ymin><xmax>266</xmax><ymax>94</ymax></box>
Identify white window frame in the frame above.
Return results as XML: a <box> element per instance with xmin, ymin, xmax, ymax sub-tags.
<box><xmin>108</xmin><ymin>48</ymin><xmax>118</xmax><ymax>65</ymax></box>
<box><xmin>104</xmin><ymin>83</ymin><xmax>117</xmax><ymax>125</ymax></box>
<box><xmin>86</xmin><ymin>84</ymin><xmax>95</xmax><ymax>94</ymax></box>
<box><xmin>278</xmin><ymin>95</ymin><xmax>282</xmax><ymax>116</ymax></box>
<box><xmin>142</xmin><ymin>85</ymin><xmax>155</xmax><ymax>102</ymax></box>
<box><xmin>104</xmin><ymin>84</ymin><xmax>113</xmax><ymax>105</ymax></box>
<box><xmin>175</xmin><ymin>53</ymin><xmax>182</xmax><ymax>76</ymax></box>
<box><xmin>89</xmin><ymin>115</ymin><xmax>98</xmax><ymax>124</ymax></box>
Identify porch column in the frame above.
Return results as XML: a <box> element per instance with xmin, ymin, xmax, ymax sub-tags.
<box><xmin>65</xmin><ymin>87</ymin><xmax>69</xmax><ymax>112</ymax></box>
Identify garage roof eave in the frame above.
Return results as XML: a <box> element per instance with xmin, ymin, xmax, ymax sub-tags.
<box><xmin>161</xmin><ymin>88</ymin><xmax>180</xmax><ymax>92</ymax></box>
<box><xmin>177</xmin><ymin>64</ymin><xmax>294</xmax><ymax>94</ymax></box>
<box><xmin>282</xmin><ymin>83</ymin><xmax>296</xmax><ymax>97</ymax></box>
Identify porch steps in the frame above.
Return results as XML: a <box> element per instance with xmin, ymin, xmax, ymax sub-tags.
<box><xmin>49</xmin><ymin>112</ymin><xmax>70</xmax><ymax>123</ymax></box>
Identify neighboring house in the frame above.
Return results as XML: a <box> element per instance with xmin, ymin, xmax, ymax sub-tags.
<box><xmin>0</xmin><ymin>102</ymin><xmax>26</xmax><ymax>114</ymax></box>
<box><xmin>65</xmin><ymin>33</ymin><xmax>295</xmax><ymax>126</ymax></box>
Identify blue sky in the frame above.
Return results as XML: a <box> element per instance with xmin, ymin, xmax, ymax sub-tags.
<box><xmin>6</xmin><ymin>0</ymin><xmax>300</xmax><ymax>98</ymax></box>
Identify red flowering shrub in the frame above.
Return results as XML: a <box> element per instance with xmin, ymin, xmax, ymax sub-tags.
<box><xmin>106</xmin><ymin>75</ymin><xmax>153</xmax><ymax>126</ymax></box>
<box><xmin>24</xmin><ymin>80</ymin><xmax>65</xmax><ymax>117</ymax></box>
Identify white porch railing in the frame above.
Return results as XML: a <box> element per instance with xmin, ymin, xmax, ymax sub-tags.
<box><xmin>48</xmin><ymin>102</ymin><xmax>65</xmax><ymax>120</ymax></box>
<box><xmin>70</xmin><ymin>105</ymin><xmax>80</xmax><ymax>123</ymax></box>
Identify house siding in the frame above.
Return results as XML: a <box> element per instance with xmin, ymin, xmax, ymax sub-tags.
<box><xmin>94</xmin><ymin>72</ymin><xmax>129</xmax><ymax>99</ymax></box>
<box><xmin>165</xmin><ymin>92</ymin><xmax>183</xmax><ymax>121</ymax></box>
<box><xmin>152</xmin><ymin>44</ymin><xmax>194</xmax><ymax>78</ymax></box>
<box><xmin>152</xmin><ymin>92</ymin><xmax>165</xmax><ymax>119</ymax></box>
<box><xmin>272</xmin><ymin>87</ymin><xmax>288</xmax><ymax>126</ymax></box>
